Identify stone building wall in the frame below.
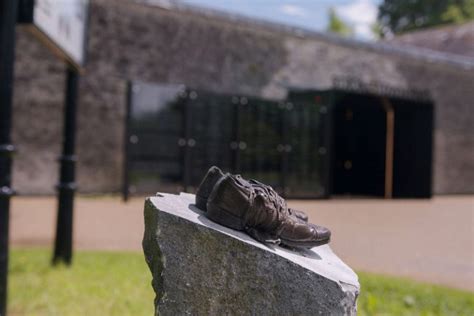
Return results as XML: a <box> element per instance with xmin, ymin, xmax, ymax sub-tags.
<box><xmin>11</xmin><ymin>0</ymin><xmax>474</xmax><ymax>195</ymax></box>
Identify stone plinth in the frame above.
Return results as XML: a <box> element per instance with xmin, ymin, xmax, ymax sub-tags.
<box><xmin>143</xmin><ymin>192</ymin><xmax>359</xmax><ymax>315</ymax></box>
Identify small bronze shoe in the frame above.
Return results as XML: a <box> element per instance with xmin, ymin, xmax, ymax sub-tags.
<box><xmin>195</xmin><ymin>166</ymin><xmax>309</xmax><ymax>223</ymax></box>
<box><xmin>195</xmin><ymin>166</ymin><xmax>225</xmax><ymax>211</ymax></box>
<box><xmin>206</xmin><ymin>174</ymin><xmax>331</xmax><ymax>248</ymax></box>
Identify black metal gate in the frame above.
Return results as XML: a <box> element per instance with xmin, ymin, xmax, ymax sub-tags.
<box><xmin>290</xmin><ymin>86</ymin><xmax>434</xmax><ymax>199</ymax></box>
<box><xmin>123</xmin><ymin>82</ymin><xmax>331</xmax><ymax>199</ymax></box>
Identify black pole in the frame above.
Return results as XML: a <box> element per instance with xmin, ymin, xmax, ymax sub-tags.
<box><xmin>122</xmin><ymin>82</ymin><xmax>132</xmax><ymax>202</ymax></box>
<box><xmin>280</xmin><ymin>104</ymin><xmax>288</xmax><ymax>198</ymax></box>
<box><xmin>231</xmin><ymin>98</ymin><xmax>240</xmax><ymax>173</ymax></box>
<box><xmin>53</xmin><ymin>66</ymin><xmax>79</xmax><ymax>265</ymax></box>
<box><xmin>0</xmin><ymin>0</ymin><xmax>18</xmax><ymax>314</ymax></box>
<box><xmin>181</xmin><ymin>94</ymin><xmax>190</xmax><ymax>192</ymax></box>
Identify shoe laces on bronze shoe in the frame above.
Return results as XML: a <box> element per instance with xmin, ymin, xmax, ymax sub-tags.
<box><xmin>243</xmin><ymin>184</ymin><xmax>291</xmax><ymax>240</ymax></box>
<box><xmin>247</xmin><ymin>179</ymin><xmax>308</xmax><ymax>222</ymax></box>
<box><xmin>243</xmin><ymin>182</ymin><xmax>330</xmax><ymax>248</ymax></box>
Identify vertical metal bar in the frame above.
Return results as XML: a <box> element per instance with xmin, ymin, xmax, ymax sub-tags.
<box><xmin>318</xmin><ymin>94</ymin><xmax>333</xmax><ymax>199</ymax></box>
<box><xmin>17</xmin><ymin>0</ymin><xmax>34</xmax><ymax>24</ymax></box>
<box><xmin>177</xmin><ymin>92</ymin><xmax>186</xmax><ymax>192</ymax></box>
<box><xmin>122</xmin><ymin>82</ymin><xmax>132</xmax><ymax>202</ymax></box>
<box><xmin>0</xmin><ymin>0</ymin><xmax>18</xmax><ymax>313</ymax></box>
<box><xmin>231</xmin><ymin>99</ymin><xmax>240</xmax><ymax>173</ymax></box>
<box><xmin>324</xmin><ymin>92</ymin><xmax>335</xmax><ymax>199</ymax></box>
<box><xmin>53</xmin><ymin>66</ymin><xmax>79</xmax><ymax>265</ymax></box>
<box><xmin>280</xmin><ymin>103</ymin><xmax>288</xmax><ymax>197</ymax></box>
<box><xmin>306</xmin><ymin>106</ymin><xmax>312</xmax><ymax>191</ymax></box>
<box><xmin>381</xmin><ymin>97</ymin><xmax>394</xmax><ymax>199</ymax></box>
<box><xmin>182</xmin><ymin>93</ymin><xmax>190</xmax><ymax>192</ymax></box>
<box><xmin>298</xmin><ymin>104</ymin><xmax>306</xmax><ymax>185</ymax></box>
<box><xmin>308</xmin><ymin>104</ymin><xmax>316</xmax><ymax>194</ymax></box>
<box><xmin>254</xmin><ymin>100</ymin><xmax>260</xmax><ymax>177</ymax></box>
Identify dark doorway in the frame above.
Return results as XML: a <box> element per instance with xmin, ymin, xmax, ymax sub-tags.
<box><xmin>392</xmin><ymin>98</ymin><xmax>434</xmax><ymax>198</ymax></box>
<box><xmin>330</xmin><ymin>91</ymin><xmax>434</xmax><ymax>198</ymax></box>
<box><xmin>332</xmin><ymin>93</ymin><xmax>387</xmax><ymax>197</ymax></box>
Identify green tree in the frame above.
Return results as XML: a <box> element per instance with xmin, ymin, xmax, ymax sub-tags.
<box><xmin>371</xmin><ymin>21</ymin><xmax>384</xmax><ymax>39</ymax></box>
<box><xmin>378</xmin><ymin>0</ymin><xmax>474</xmax><ymax>35</ymax></box>
<box><xmin>327</xmin><ymin>8</ymin><xmax>353</xmax><ymax>36</ymax></box>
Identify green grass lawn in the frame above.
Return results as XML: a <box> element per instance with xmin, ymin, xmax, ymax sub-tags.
<box><xmin>8</xmin><ymin>248</ymin><xmax>474</xmax><ymax>315</ymax></box>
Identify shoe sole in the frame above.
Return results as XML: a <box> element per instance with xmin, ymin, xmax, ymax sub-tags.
<box><xmin>206</xmin><ymin>203</ymin><xmax>246</xmax><ymax>231</ymax></box>
<box><xmin>207</xmin><ymin>204</ymin><xmax>329</xmax><ymax>249</ymax></box>
<box><xmin>280</xmin><ymin>237</ymin><xmax>330</xmax><ymax>249</ymax></box>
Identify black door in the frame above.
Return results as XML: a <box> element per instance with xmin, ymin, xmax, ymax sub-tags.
<box><xmin>392</xmin><ymin>98</ymin><xmax>433</xmax><ymax>198</ymax></box>
<box><xmin>332</xmin><ymin>92</ymin><xmax>387</xmax><ymax>197</ymax></box>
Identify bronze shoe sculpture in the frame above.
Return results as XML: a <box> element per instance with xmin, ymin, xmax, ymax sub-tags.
<box><xmin>206</xmin><ymin>174</ymin><xmax>331</xmax><ymax>249</ymax></box>
<box><xmin>195</xmin><ymin>166</ymin><xmax>225</xmax><ymax>211</ymax></box>
<box><xmin>195</xmin><ymin>166</ymin><xmax>309</xmax><ymax>222</ymax></box>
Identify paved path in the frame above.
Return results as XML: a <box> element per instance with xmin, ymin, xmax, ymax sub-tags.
<box><xmin>10</xmin><ymin>195</ymin><xmax>474</xmax><ymax>291</ymax></box>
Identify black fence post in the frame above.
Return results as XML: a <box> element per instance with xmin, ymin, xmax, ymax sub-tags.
<box><xmin>182</xmin><ymin>94</ymin><xmax>190</xmax><ymax>192</ymax></box>
<box><xmin>0</xmin><ymin>0</ymin><xmax>18</xmax><ymax>314</ymax></box>
<box><xmin>53</xmin><ymin>66</ymin><xmax>79</xmax><ymax>265</ymax></box>
<box><xmin>231</xmin><ymin>97</ymin><xmax>241</xmax><ymax>174</ymax></box>
<box><xmin>122</xmin><ymin>82</ymin><xmax>132</xmax><ymax>202</ymax></box>
<box><xmin>280</xmin><ymin>103</ymin><xmax>289</xmax><ymax>198</ymax></box>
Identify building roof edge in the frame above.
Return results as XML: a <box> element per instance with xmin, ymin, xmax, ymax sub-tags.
<box><xmin>136</xmin><ymin>0</ymin><xmax>474</xmax><ymax>71</ymax></box>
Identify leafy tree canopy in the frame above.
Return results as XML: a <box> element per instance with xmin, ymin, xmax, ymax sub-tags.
<box><xmin>327</xmin><ymin>8</ymin><xmax>353</xmax><ymax>36</ymax></box>
<box><xmin>378</xmin><ymin>0</ymin><xmax>474</xmax><ymax>35</ymax></box>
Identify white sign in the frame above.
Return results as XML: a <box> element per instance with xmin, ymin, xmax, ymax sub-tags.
<box><xmin>33</xmin><ymin>0</ymin><xmax>89</xmax><ymax>67</ymax></box>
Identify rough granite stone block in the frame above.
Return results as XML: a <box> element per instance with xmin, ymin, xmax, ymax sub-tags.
<box><xmin>143</xmin><ymin>192</ymin><xmax>360</xmax><ymax>315</ymax></box>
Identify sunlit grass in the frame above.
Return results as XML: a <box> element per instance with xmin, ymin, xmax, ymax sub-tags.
<box><xmin>358</xmin><ymin>271</ymin><xmax>474</xmax><ymax>315</ymax></box>
<box><xmin>8</xmin><ymin>248</ymin><xmax>154</xmax><ymax>316</ymax></box>
<box><xmin>8</xmin><ymin>248</ymin><xmax>474</xmax><ymax>315</ymax></box>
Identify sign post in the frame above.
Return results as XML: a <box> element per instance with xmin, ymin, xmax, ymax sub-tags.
<box><xmin>26</xmin><ymin>0</ymin><xmax>90</xmax><ymax>265</ymax></box>
<box><xmin>18</xmin><ymin>0</ymin><xmax>89</xmax><ymax>265</ymax></box>
<box><xmin>0</xmin><ymin>0</ymin><xmax>19</xmax><ymax>313</ymax></box>
<box><xmin>53</xmin><ymin>67</ymin><xmax>80</xmax><ymax>265</ymax></box>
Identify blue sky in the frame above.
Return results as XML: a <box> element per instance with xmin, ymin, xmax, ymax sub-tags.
<box><xmin>180</xmin><ymin>0</ymin><xmax>382</xmax><ymax>40</ymax></box>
